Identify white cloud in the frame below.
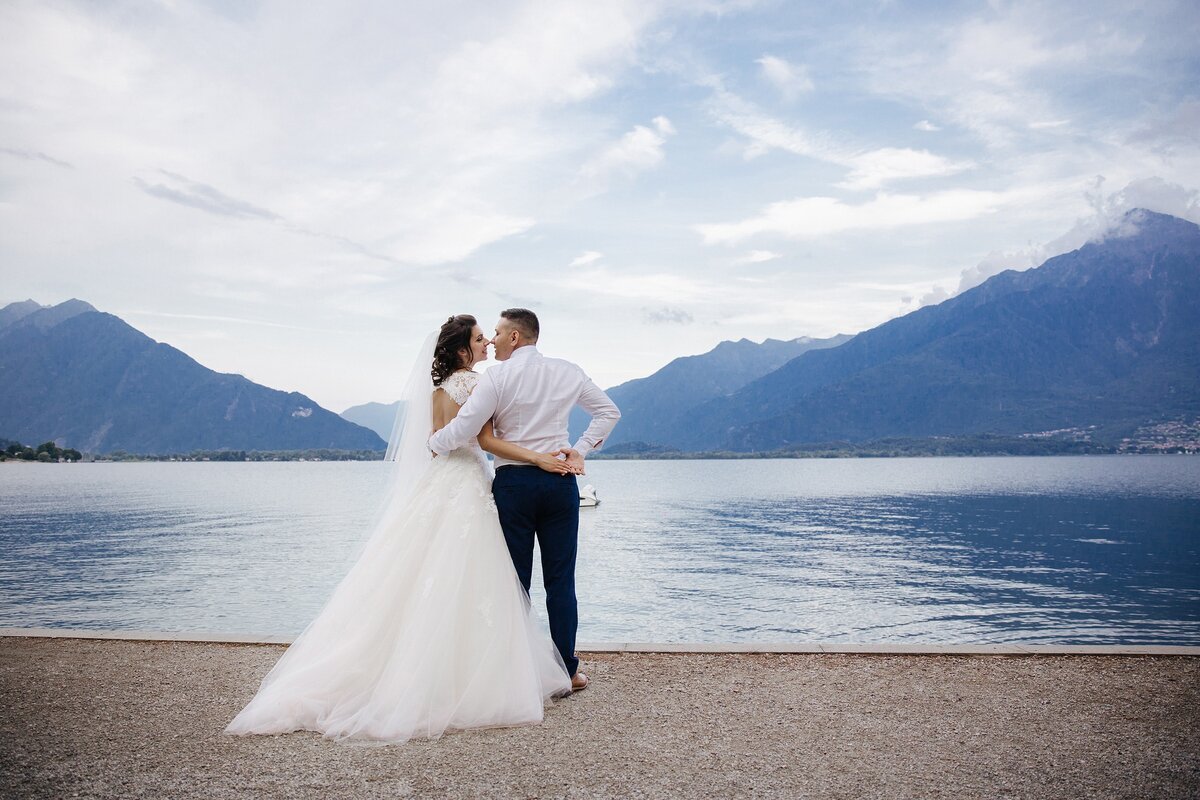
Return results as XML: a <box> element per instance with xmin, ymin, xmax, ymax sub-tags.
<box><xmin>707</xmin><ymin>91</ymin><xmax>829</xmax><ymax>159</ymax></box>
<box><xmin>695</xmin><ymin>189</ymin><xmax>1017</xmax><ymax>245</ymax></box>
<box><xmin>860</xmin><ymin>6</ymin><xmax>1145</xmax><ymax>148</ymax></box>
<box><xmin>554</xmin><ymin>267</ymin><xmax>717</xmax><ymax>302</ymax></box>
<box><xmin>918</xmin><ymin>285</ymin><xmax>952</xmax><ymax>307</ymax></box>
<box><xmin>756</xmin><ymin>54</ymin><xmax>813</xmax><ymax>99</ymax></box>
<box><xmin>709</xmin><ymin>89</ymin><xmax>972</xmax><ymax>188</ymax></box>
<box><xmin>955</xmin><ymin>176</ymin><xmax>1200</xmax><ymax>294</ymax></box>
<box><xmin>837</xmin><ymin>147</ymin><xmax>974</xmax><ymax>190</ymax></box>
<box><xmin>133</xmin><ymin>170</ymin><xmax>280</xmax><ymax>221</ymax></box>
<box><xmin>1127</xmin><ymin>99</ymin><xmax>1200</xmax><ymax>155</ymax></box>
<box><xmin>0</xmin><ymin>147</ymin><xmax>75</xmax><ymax>169</ymax></box>
<box><xmin>914</xmin><ymin>120</ymin><xmax>941</xmax><ymax>132</ymax></box>
<box><xmin>734</xmin><ymin>250</ymin><xmax>781</xmax><ymax>264</ymax></box>
<box><xmin>120</xmin><ymin>309</ymin><xmax>355</xmax><ymax>334</ymax></box>
<box><xmin>569</xmin><ymin>250</ymin><xmax>604</xmax><ymax>267</ymax></box>
<box><xmin>376</xmin><ymin>209</ymin><xmax>537</xmax><ymax>265</ymax></box>
<box><xmin>643</xmin><ymin>306</ymin><xmax>694</xmax><ymax>324</ymax></box>
<box><xmin>0</xmin><ymin>1</ymin><xmax>669</xmax><ymax>271</ymax></box>
<box><xmin>579</xmin><ymin>115</ymin><xmax>676</xmax><ymax>181</ymax></box>
<box><xmin>1102</xmin><ymin>176</ymin><xmax>1200</xmax><ymax>225</ymax></box>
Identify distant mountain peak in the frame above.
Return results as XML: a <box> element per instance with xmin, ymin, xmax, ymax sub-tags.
<box><xmin>571</xmin><ymin>331</ymin><xmax>855</xmax><ymax>446</ymax></box>
<box><xmin>0</xmin><ymin>299</ymin><xmax>43</xmax><ymax>330</ymax></box>
<box><xmin>3</xmin><ymin>298</ymin><xmax>40</xmax><ymax>310</ymax></box>
<box><xmin>1123</xmin><ymin>207</ymin><xmax>1186</xmax><ymax>223</ymax></box>
<box><xmin>340</xmin><ymin>400</ymin><xmax>404</xmax><ymax>441</ymax></box>
<box><xmin>1102</xmin><ymin>207</ymin><xmax>1198</xmax><ymax>243</ymax></box>
<box><xmin>55</xmin><ymin>298</ymin><xmax>98</xmax><ymax>314</ymax></box>
<box><xmin>0</xmin><ymin>298</ymin><xmax>98</xmax><ymax>333</ymax></box>
<box><xmin>0</xmin><ymin>299</ymin><xmax>385</xmax><ymax>453</ymax></box>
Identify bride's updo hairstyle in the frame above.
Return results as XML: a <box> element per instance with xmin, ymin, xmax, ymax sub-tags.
<box><xmin>431</xmin><ymin>314</ymin><xmax>478</xmax><ymax>386</ymax></box>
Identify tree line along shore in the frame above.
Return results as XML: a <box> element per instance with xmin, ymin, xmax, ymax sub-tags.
<box><xmin>2</xmin><ymin>440</ymin><xmax>83</xmax><ymax>463</ymax></box>
<box><xmin>4</xmin><ymin>432</ymin><xmax>1197</xmax><ymax>464</ymax></box>
<box><xmin>0</xmin><ymin>441</ymin><xmax>383</xmax><ymax>462</ymax></box>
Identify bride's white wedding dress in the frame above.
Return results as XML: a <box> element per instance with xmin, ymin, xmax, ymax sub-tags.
<box><xmin>224</xmin><ymin>369</ymin><xmax>571</xmax><ymax>743</ymax></box>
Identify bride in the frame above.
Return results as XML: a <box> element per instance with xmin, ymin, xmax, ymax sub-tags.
<box><xmin>224</xmin><ymin>314</ymin><xmax>573</xmax><ymax>743</ymax></box>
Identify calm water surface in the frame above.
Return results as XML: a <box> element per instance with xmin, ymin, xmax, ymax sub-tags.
<box><xmin>1</xmin><ymin>456</ymin><xmax>1197</xmax><ymax>644</ymax></box>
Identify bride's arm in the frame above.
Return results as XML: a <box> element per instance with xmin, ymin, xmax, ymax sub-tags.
<box><xmin>429</xmin><ymin>373</ymin><xmax>497</xmax><ymax>456</ymax></box>
<box><xmin>477</xmin><ymin>420</ymin><xmax>576</xmax><ymax>475</ymax></box>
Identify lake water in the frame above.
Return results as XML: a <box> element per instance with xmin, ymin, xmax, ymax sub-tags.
<box><xmin>1</xmin><ymin>456</ymin><xmax>1198</xmax><ymax>644</ymax></box>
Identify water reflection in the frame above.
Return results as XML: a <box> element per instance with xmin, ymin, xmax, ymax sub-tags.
<box><xmin>573</xmin><ymin>458</ymin><xmax>1200</xmax><ymax>644</ymax></box>
<box><xmin>2</xmin><ymin>457</ymin><xmax>1198</xmax><ymax>644</ymax></box>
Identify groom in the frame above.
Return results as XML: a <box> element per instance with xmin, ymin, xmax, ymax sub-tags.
<box><xmin>427</xmin><ymin>308</ymin><xmax>620</xmax><ymax>691</ymax></box>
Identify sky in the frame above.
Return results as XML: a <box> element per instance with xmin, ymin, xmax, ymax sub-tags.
<box><xmin>3</xmin><ymin>0</ymin><xmax>1200</xmax><ymax>413</ymax></box>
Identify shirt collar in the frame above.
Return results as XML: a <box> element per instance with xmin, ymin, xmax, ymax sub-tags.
<box><xmin>507</xmin><ymin>345</ymin><xmax>538</xmax><ymax>362</ymax></box>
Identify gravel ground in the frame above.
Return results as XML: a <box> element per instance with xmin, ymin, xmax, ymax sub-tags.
<box><xmin>1</xmin><ymin>637</ymin><xmax>1197</xmax><ymax>799</ymax></box>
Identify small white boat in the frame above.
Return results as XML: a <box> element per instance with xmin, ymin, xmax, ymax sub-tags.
<box><xmin>579</xmin><ymin>483</ymin><xmax>599</xmax><ymax>508</ymax></box>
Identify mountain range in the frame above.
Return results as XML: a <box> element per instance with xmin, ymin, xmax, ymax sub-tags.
<box><xmin>340</xmin><ymin>400</ymin><xmax>403</xmax><ymax>442</ymax></box>
<box><xmin>0</xmin><ymin>300</ymin><xmax>385</xmax><ymax>454</ymax></box>
<box><xmin>569</xmin><ymin>333</ymin><xmax>852</xmax><ymax>449</ymax></box>
<box><xmin>610</xmin><ymin>209</ymin><xmax>1200</xmax><ymax>452</ymax></box>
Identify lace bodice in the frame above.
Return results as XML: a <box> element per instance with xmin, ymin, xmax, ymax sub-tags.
<box><xmin>440</xmin><ymin>370</ymin><xmax>478</xmax><ymax>405</ymax></box>
<box><xmin>436</xmin><ymin>370</ymin><xmax>487</xmax><ymax>467</ymax></box>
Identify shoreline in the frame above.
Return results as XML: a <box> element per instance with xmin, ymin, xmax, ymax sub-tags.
<box><xmin>5</xmin><ymin>451</ymin><xmax>1199</xmax><ymax>464</ymax></box>
<box><xmin>3</xmin><ymin>627</ymin><xmax>1198</xmax><ymax>655</ymax></box>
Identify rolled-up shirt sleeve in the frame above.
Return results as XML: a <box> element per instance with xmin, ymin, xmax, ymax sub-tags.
<box><xmin>572</xmin><ymin>375</ymin><xmax>620</xmax><ymax>459</ymax></box>
<box><xmin>428</xmin><ymin>372</ymin><xmax>499</xmax><ymax>455</ymax></box>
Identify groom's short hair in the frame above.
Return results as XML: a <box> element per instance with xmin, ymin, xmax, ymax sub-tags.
<box><xmin>500</xmin><ymin>308</ymin><xmax>539</xmax><ymax>342</ymax></box>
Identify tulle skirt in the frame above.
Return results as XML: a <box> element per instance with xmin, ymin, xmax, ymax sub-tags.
<box><xmin>224</xmin><ymin>447</ymin><xmax>572</xmax><ymax>743</ymax></box>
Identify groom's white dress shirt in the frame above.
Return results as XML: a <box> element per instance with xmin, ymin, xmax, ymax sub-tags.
<box><xmin>428</xmin><ymin>346</ymin><xmax>620</xmax><ymax>469</ymax></box>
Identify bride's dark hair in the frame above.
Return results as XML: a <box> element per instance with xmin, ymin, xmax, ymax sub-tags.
<box><xmin>431</xmin><ymin>314</ymin><xmax>478</xmax><ymax>386</ymax></box>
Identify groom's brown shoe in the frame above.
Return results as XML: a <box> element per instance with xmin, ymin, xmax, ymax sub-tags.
<box><xmin>571</xmin><ymin>671</ymin><xmax>589</xmax><ymax>692</ymax></box>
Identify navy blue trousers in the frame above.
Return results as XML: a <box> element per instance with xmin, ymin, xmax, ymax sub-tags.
<box><xmin>492</xmin><ymin>465</ymin><xmax>580</xmax><ymax>676</ymax></box>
